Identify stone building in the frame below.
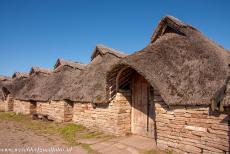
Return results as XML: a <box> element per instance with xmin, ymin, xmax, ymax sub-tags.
<box><xmin>51</xmin><ymin>45</ymin><xmax>128</xmax><ymax>125</ymax></box>
<box><xmin>1</xmin><ymin>72</ymin><xmax>29</xmax><ymax>112</ymax></box>
<box><xmin>0</xmin><ymin>76</ymin><xmax>11</xmax><ymax>111</ymax></box>
<box><xmin>13</xmin><ymin>67</ymin><xmax>52</xmax><ymax>115</ymax></box>
<box><xmin>106</xmin><ymin>16</ymin><xmax>230</xmax><ymax>153</ymax></box>
<box><xmin>14</xmin><ymin>61</ymin><xmax>86</xmax><ymax>121</ymax></box>
<box><xmin>0</xmin><ymin>15</ymin><xmax>229</xmax><ymax>154</ymax></box>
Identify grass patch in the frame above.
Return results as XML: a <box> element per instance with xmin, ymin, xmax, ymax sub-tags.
<box><xmin>81</xmin><ymin>132</ymin><xmax>102</xmax><ymax>139</ymax></box>
<box><xmin>81</xmin><ymin>143</ymin><xmax>99</xmax><ymax>154</ymax></box>
<box><xmin>0</xmin><ymin>112</ymin><xmax>86</xmax><ymax>145</ymax></box>
<box><xmin>167</xmin><ymin>149</ymin><xmax>173</xmax><ymax>154</ymax></box>
<box><xmin>0</xmin><ymin>112</ymin><xmax>26</xmax><ymax>122</ymax></box>
<box><xmin>144</xmin><ymin>149</ymin><xmax>157</xmax><ymax>154</ymax></box>
<box><xmin>58</xmin><ymin>123</ymin><xmax>85</xmax><ymax>145</ymax></box>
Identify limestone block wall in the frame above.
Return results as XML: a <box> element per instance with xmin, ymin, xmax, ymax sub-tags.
<box><xmin>49</xmin><ymin>101</ymin><xmax>65</xmax><ymax>122</ymax></box>
<box><xmin>37</xmin><ymin>102</ymin><xmax>51</xmax><ymax>115</ymax></box>
<box><xmin>37</xmin><ymin>101</ymin><xmax>74</xmax><ymax>122</ymax></box>
<box><xmin>13</xmin><ymin>100</ymin><xmax>35</xmax><ymax>115</ymax></box>
<box><xmin>0</xmin><ymin>100</ymin><xmax>5</xmax><ymax>111</ymax></box>
<box><xmin>154</xmin><ymin>98</ymin><xmax>230</xmax><ymax>153</ymax></box>
<box><xmin>4</xmin><ymin>95</ymin><xmax>14</xmax><ymax>112</ymax></box>
<box><xmin>73</xmin><ymin>91</ymin><xmax>132</xmax><ymax>136</ymax></box>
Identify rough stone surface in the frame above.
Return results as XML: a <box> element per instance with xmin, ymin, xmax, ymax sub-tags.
<box><xmin>155</xmin><ymin>99</ymin><xmax>230</xmax><ymax>154</ymax></box>
<box><xmin>73</xmin><ymin>91</ymin><xmax>132</xmax><ymax>136</ymax></box>
<box><xmin>0</xmin><ymin>100</ymin><xmax>5</xmax><ymax>111</ymax></box>
<box><xmin>37</xmin><ymin>101</ymin><xmax>73</xmax><ymax>122</ymax></box>
<box><xmin>13</xmin><ymin>100</ymin><xmax>36</xmax><ymax>115</ymax></box>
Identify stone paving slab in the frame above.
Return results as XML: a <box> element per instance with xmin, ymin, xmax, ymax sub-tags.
<box><xmin>90</xmin><ymin>135</ymin><xmax>158</xmax><ymax>154</ymax></box>
<box><xmin>118</xmin><ymin>135</ymin><xmax>156</xmax><ymax>150</ymax></box>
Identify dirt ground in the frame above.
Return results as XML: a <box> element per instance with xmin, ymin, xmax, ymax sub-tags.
<box><xmin>0</xmin><ymin>120</ymin><xmax>87</xmax><ymax>154</ymax></box>
<box><xmin>0</xmin><ymin>112</ymin><xmax>164</xmax><ymax>154</ymax></box>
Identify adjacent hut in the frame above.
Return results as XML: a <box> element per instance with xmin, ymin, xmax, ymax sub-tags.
<box><xmin>13</xmin><ymin>67</ymin><xmax>52</xmax><ymax>115</ymax></box>
<box><xmin>1</xmin><ymin>72</ymin><xmax>29</xmax><ymax>112</ymax></box>
<box><xmin>52</xmin><ymin>45</ymin><xmax>129</xmax><ymax>134</ymax></box>
<box><xmin>106</xmin><ymin>16</ymin><xmax>230</xmax><ymax>153</ymax></box>
<box><xmin>35</xmin><ymin>59</ymin><xmax>86</xmax><ymax>122</ymax></box>
<box><xmin>0</xmin><ymin>76</ymin><xmax>12</xmax><ymax>111</ymax></box>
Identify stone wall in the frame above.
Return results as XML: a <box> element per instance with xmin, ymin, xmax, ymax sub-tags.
<box><xmin>49</xmin><ymin>100</ymin><xmax>65</xmax><ymax>122</ymax></box>
<box><xmin>37</xmin><ymin>102</ymin><xmax>51</xmax><ymax>115</ymax></box>
<box><xmin>5</xmin><ymin>95</ymin><xmax>14</xmax><ymax>112</ymax></box>
<box><xmin>13</xmin><ymin>100</ymin><xmax>36</xmax><ymax>115</ymax></box>
<box><xmin>0</xmin><ymin>100</ymin><xmax>5</xmax><ymax>111</ymax></box>
<box><xmin>37</xmin><ymin>101</ymin><xmax>73</xmax><ymax>122</ymax></box>
<box><xmin>73</xmin><ymin>91</ymin><xmax>132</xmax><ymax>136</ymax></box>
<box><xmin>154</xmin><ymin>95</ymin><xmax>230</xmax><ymax>153</ymax></box>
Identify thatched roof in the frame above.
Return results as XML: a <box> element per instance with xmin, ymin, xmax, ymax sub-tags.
<box><xmin>14</xmin><ymin>67</ymin><xmax>51</xmax><ymax>101</ymax></box>
<box><xmin>13</xmin><ymin>67</ymin><xmax>53</xmax><ymax>101</ymax></box>
<box><xmin>2</xmin><ymin>72</ymin><xmax>29</xmax><ymax>100</ymax></box>
<box><xmin>107</xmin><ymin>16</ymin><xmax>229</xmax><ymax>106</ymax></box>
<box><xmin>0</xmin><ymin>76</ymin><xmax>11</xmax><ymax>81</ymax></box>
<box><xmin>0</xmin><ymin>76</ymin><xmax>12</xmax><ymax>100</ymax></box>
<box><xmin>12</xmin><ymin>72</ymin><xmax>29</xmax><ymax>79</ymax></box>
<box><xmin>54</xmin><ymin>59</ymin><xmax>86</xmax><ymax>72</ymax></box>
<box><xmin>91</xmin><ymin>44</ymin><xmax>127</xmax><ymax>61</ymax></box>
<box><xmin>30</xmin><ymin>67</ymin><xmax>52</xmax><ymax>75</ymax></box>
<box><xmin>16</xmin><ymin>62</ymin><xmax>85</xmax><ymax>102</ymax></box>
<box><xmin>52</xmin><ymin>45</ymin><xmax>127</xmax><ymax>103</ymax></box>
<box><xmin>1</xmin><ymin>76</ymin><xmax>29</xmax><ymax>100</ymax></box>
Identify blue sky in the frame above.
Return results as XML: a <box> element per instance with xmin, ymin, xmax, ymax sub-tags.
<box><xmin>0</xmin><ymin>0</ymin><xmax>229</xmax><ymax>76</ymax></box>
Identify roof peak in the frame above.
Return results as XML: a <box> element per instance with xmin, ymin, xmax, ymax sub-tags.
<box><xmin>91</xmin><ymin>44</ymin><xmax>128</xmax><ymax>61</ymax></box>
<box><xmin>0</xmin><ymin>75</ymin><xmax>11</xmax><ymax>81</ymax></box>
<box><xmin>12</xmin><ymin>72</ymin><xmax>29</xmax><ymax>79</ymax></box>
<box><xmin>30</xmin><ymin>67</ymin><xmax>52</xmax><ymax>75</ymax></box>
<box><xmin>54</xmin><ymin>58</ymin><xmax>86</xmax><ymax>71</ymax></box>
<box><xmin>151</xmin><ymin>15</ymin><xmax>198</xmax><ymax>43</ymax></box>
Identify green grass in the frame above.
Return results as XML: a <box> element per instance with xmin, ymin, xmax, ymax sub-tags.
<box><xmin>144</xmin><ymin>149</ymin><xmax>157</xmax><ymax>154</ymax></box>
<box><xmin>58</xmin><ymin>123</ymin><xmax>85</xmax><ymax>145</ymax></box>
<box><xmin>81</xmin><ymin>143</ymin><xmax>99</xmax><ymax>154</ymax></box>
<box><xmin>0</xmin><ymin>112</ymin><xmax>26</xmax><ymax>122</ymax></box>
<box><xmin>0</xmin><ymin>112</ymin><xmax>108</xmax><ymax>154</ymax></box>
<box><xmin>81</xmin><ymin>132</ymin><xmax>102</xmax><ymax>139</ymax></box>
<box><xmin>167</xmin><ymin>149</ymin><xmax>173</xmax><ymax>154</ymax></box>
<box><xmin>0</xmin><ymin>112</ymin><xmax>86</xmax><ymax>145</ymax></box>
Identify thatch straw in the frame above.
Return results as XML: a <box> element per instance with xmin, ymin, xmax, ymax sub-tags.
<box><xmin>107</xmin><ymin>16</ymin><xmax>229</xmax><ymax>106</ymax></box>
<box><xmin>16</xmin><ymin>61</ymin><xmax>85</xmax><ymax>102</ymax></box>
<box><xmin>54</xmin><ymin>59</ymin><xmax>86</xmax><ymax>72</ymax></box>
<box><xmin>52</xmin><ymin>44</ymin><xmax>127</xmax><ymax>103</ymax></box>
<box><xmin>12</xmin><ymin>72</ymin><xmax>29</xmax><ymax>79</ymax></box>
<box><xmin>30</xmin><ymin>67</ymin><xmax>52</xmax><ymax>75</ymax></box>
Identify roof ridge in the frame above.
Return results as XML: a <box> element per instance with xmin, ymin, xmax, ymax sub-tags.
<box><xmin>91</xmin><ymin>44</ymin><xmax>128</xmax><ymax>60</ymax></box>
<box><xmin>30</xmin><ymin>67</ymin><xmax>52</xmax><ymax>75</ymax></box>
<box><xmin>151</xmin><ymin>15</ymin><xmax>198</xmax><ymax>43</ymax></box>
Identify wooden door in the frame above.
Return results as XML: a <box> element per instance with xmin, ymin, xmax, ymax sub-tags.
<box><xmin>131</xmin><ymin>73</ymin><xmax>155</xmax><ymax>138</ymax></box>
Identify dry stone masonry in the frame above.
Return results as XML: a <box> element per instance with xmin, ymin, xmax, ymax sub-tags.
<box><xmin>73</xmin><ymin>91</ymin><xmax>132</xmax><ymax>136</ymax></box>
<box><xmin>154</xmin><ymin>93</ymin><xmax>230</xmax><ymax>154</ymax></box>
<box><xmin>13</xmin><ymin>100</ymin><xmax>36</xmax><ymax>115</ymax></box>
